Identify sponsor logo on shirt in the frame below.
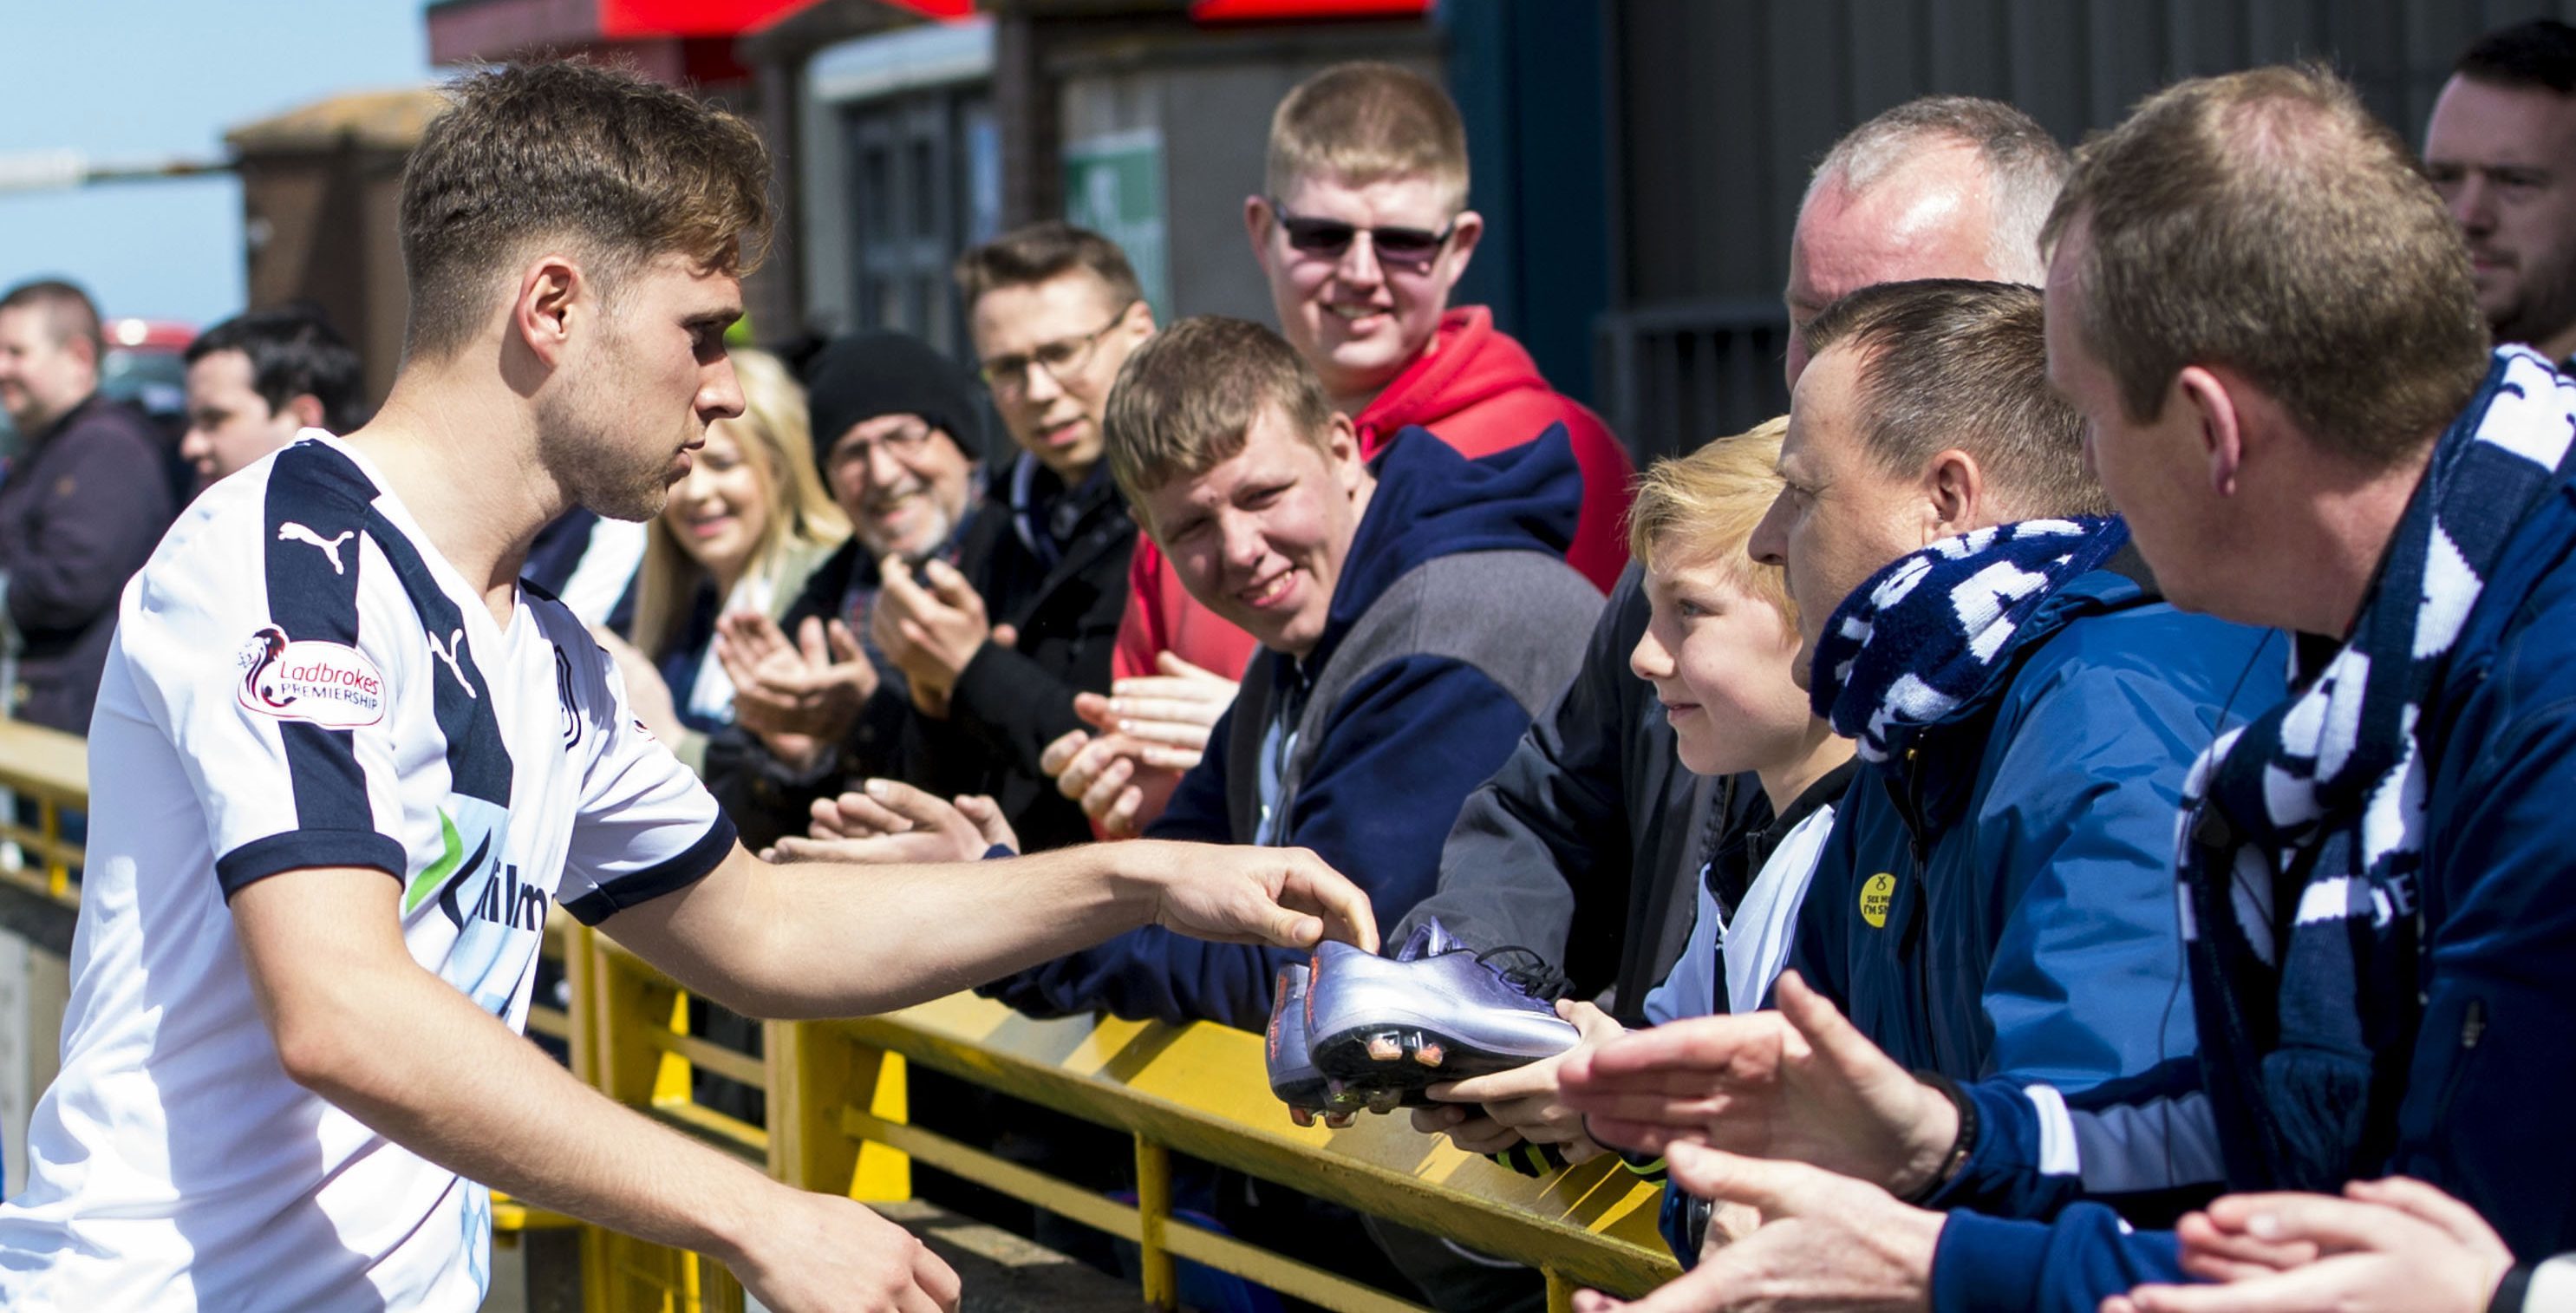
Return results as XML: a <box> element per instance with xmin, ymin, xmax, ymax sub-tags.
<box><xmin>408</xmin><ymin>808</ymin><xmax>545</xmax><ymax>932</ymax></box>
<box><xmin>237</xmin><ymin>625</ymin><xmax>386</xmax><ymax>728</ymax></box>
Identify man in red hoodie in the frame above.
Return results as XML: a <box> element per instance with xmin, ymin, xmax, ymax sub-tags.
<box><xmin>1048</xmin><ymin>61</ymin><xmax>1633</xmax><ymax>834</ymax></box>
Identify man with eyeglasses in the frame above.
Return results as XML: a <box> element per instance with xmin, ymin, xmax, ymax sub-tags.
<box><xmin>858</xmin><ymin>221</ymin><xmax>1155</xmax><ymax>852</ymax></box>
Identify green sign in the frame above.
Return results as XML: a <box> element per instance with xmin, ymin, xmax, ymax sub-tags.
<box><xmin>1063</xmin><ymin>128</ymin><xmax>1171</xmax><ymax>320</ymax></box>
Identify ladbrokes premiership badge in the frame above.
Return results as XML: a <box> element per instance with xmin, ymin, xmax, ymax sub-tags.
<box><xmin>237</xmin><ymin>625</ymin><xmax>387</xmax><ymax>728</ymax></box>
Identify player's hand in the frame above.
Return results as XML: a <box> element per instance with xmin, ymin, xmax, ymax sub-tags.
<box><xmin>1571</xmin><ymin>1142</ymin><xmax>1942</xmax><ymax>1312</ymax></box>
<box><xmin>873</xmin><ymin>556</ymin><xmax>990</xmax><ymax>699</ymax></box>
<box><xmin>1040</xmin><ymin>724</ymin><xmax>1192</xmax><ymax>838</ymax></box>
<box><xmin>730</xmin><ymin>1186</ymin><xmax>961</xmax><ymax>1312</ymax></box>
<box><xmin>2105</xmin><ymin>1178</ymin><xmax>2515</xmax><ymax>1313</ymax></box>
<box><xmin>1414</xmin><ymin>1001</ymin><xmax>1624</xmax><ymax>1160</ymax></box>
<box><xmin>592</xmin><ymin>627</ymin><xmax>687</xmax><ymax>748</ymax></box>
<box><xmin>1557</xmin><ymin>971</ymin><xmax>1958</xmax><ymax>1195</ymax></box>
<box><xmin>771</xmin><ymin>781</ymin><xmax>1019</xmax><ymax>866</ymax></box>
<box><xmin>1129</xmin><ymin>842</ymin><xmax>1377</xmax><ymax>954</ymax></box>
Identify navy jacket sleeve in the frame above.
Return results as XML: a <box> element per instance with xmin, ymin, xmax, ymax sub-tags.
<box><xmin>1924</xmin><ymin>1061</ymin><xmax>2219</xmax><ymax>1225</ymax></box>
<box><xmin>3</xmin><ymin>419</ymin><xmax>172</xmax><ymax>632</ymax></box>
<box><xmin>969</xmin><ymin>702</ymin><xmax>1240</xmax><ymax>1019</ymax></box>
<box><xmin>974</xmin><ymin>654</ymin><xmax>1536</xmax><ymax>1029</ymax></box>
<box><xmin>1932</xmin><ymin>1207</ymin><xmax>2184</xmax><ymax>1313</ymax></box>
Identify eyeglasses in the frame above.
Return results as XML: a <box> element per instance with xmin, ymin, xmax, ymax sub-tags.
<box><xmin>978</xmin><ymin>300</ymin><xmax>1139</xmax><ymax>394</ymax></box>
<box><xmin>1266</xmin><ymin>197</ymin><xmax>1459</xmax><ymax>269</ymax></box>
<box><xmin>830</xmin><ymin>419</ymin><xmax>941</xmax><ymax>466</ymax></box>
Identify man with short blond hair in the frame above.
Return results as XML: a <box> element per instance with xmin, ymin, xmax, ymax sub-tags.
<box><xmin>0</xmin><ymin>62</ymin><xmax>1370</xmax><ymax>1313</ymax></box>
<box><xmin>978</xmin><ymin>316</ymin><xmax>1598</xmax><ymax>1030</ymax></box>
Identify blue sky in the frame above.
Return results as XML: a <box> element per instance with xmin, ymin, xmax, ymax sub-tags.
<box><xmin>0</xmin><ymin>2</ymin><xmax>437</xmax><ymax>326</ymax></box>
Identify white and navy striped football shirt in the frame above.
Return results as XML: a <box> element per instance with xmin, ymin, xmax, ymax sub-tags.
<box><xmin>0</xmin><ymin>433</ymin><xmax>735</xmax><ymax>1311</ymax></box>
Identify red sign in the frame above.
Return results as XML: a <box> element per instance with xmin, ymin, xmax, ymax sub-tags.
<box><xmin>598</xmin><ymin>0</ymin><xmax>825</xmax><ymax>38</ymax></box>
<box><xmin>1192</xmin><ymin>0</ymin><xmax>1431</xmax><ymax>20</ymax></box>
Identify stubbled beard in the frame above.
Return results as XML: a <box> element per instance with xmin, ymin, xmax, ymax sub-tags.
<box><xmin>535</xmin><ymin>391</ymin><xmax>680</xmax><ymax>519</ymax></box>
<box><xmin>2493</xmin><ymin>250</ymin><xmax>2576</xmax><ymax>354</ymax></box>
<box><xmin>858</xmin><ymin>489</ymin><xmax>957</xmax><ymax>562</ymax></box>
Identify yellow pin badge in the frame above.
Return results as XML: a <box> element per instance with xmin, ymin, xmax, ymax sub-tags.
<box><xmin>1860</xmin><ymin>872</ymin><xmax>1897</xmax><ymax>929</ymax></box>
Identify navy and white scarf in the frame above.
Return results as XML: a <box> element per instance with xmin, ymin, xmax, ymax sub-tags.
<box><xmin>2180</xmin><ymin>348</ymin><xmax>2576</xmax><ymax>1188</ymax></box>
<box><xmin>1810</xmin><ymin>517</ymin><xmax>2130</xmax><ymax>762</ymax></box>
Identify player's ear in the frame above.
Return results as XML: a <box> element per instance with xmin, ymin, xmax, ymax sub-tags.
<box><xmin>512</xmin><ymin>253</ymin><xmax>587</xmax><ymax>367</ymax></box>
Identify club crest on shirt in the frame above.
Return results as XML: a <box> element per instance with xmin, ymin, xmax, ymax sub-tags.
<box><xmin>236</xmin><ymin>624</ymin><xmax>387</xmax><ymax>728</ymax></box>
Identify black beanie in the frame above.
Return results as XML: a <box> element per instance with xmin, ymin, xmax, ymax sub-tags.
<box><xmin>802</xmin><ymin>330</ymin><xmax>994</xmax><ymax>477</ymax></box>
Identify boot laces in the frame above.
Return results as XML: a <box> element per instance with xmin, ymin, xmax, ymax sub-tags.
<box><xmin>1471</xmin><ymin>945</ymin><xmax>1570</xmax><ymax>1003</ymax></box>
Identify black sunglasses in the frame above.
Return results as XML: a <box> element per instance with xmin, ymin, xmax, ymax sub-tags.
<box><xmin>1266</xmin><ymin>197</ymin><xmax>1458</xmax><ymax>266</ymax></box>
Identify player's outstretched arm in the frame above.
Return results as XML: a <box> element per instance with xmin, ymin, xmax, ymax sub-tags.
<box><xmin>601</xmin><ymin>839</ymin><xmax>1379</xmax><ymax>1020</ymax></box>
<box><xmin>232</xmin><ymin>866</ymin><xmax>962</xmax><ymax>1313</ymax></box>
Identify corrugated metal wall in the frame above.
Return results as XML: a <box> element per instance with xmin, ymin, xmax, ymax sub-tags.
<box><xmin>1600</xmin><ymin>0</ymin><xmax>2576</xmax><ymax>464</ymax></box>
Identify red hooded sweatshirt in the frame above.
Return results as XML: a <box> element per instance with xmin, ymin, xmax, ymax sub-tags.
<box><xmin>1112</xmin><ymin>306</ymin><xmax>1633</xmax><ymax>683</ymax></box>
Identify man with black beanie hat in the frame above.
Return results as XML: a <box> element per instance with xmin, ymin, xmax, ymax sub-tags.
<box><xmin>700</xmin><ymin>330</ymin><xmax>994</xmax><ymax>850</ymax></box>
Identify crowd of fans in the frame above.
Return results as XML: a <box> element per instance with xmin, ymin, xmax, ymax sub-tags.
<box><xmin>4</xmin><ymin>18</ymin><xmax>2576</xmax><ymax>1313</ymax></box>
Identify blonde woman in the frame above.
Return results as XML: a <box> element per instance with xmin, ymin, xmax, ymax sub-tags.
<box><xmin>600</xmin><ymin>349</ymin><xmax>849</xmax><ymax>769</ymax></box>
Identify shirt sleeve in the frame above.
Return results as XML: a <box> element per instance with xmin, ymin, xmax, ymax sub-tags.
<box><xmin>553</xmin><ymin>618</ymin><xmax>737</xmax><ymax>925</ymax></box>
<box><xmin>117</xmin><ymin>474</ymin><xmax>408</xmax><ymax>897</ymax></box>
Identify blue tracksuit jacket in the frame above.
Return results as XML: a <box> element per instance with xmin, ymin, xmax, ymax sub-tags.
<box><xmin>1931</xmin><ymin>463</ymin><xmax>2576</xmax><ymax>1312</ymax></box>
<box><xmin>1785</xmin><ymin>559</ymin><xmax>2285</xmax><ymax>1219</ymax></box>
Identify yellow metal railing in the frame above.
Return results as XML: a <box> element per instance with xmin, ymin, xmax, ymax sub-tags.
<box><xmin>0</xmin><ymin>720</ymin><xmax>1679</xmax><ymax>1312</ymax></box>
<box><xmin>0</xmin><ymin>720</ymin><xmax>88</xmax><ymax>901</ymax></box>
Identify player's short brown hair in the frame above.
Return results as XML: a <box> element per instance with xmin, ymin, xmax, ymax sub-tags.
<box><xmin>398</xmin><ymin>60</ymin><xmax>771</xmax><ymax>362</ymax></box>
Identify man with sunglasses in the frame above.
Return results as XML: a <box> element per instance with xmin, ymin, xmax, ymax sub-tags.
<box><xmin>863</xmin><ymin>221</ymin><xmax>1153</xmax><ymax>852</ymax></box>
<box><xmin>1047</xmin><ymin>61</ymin><xmax>1634</xmax><ymax>844</ymax></box>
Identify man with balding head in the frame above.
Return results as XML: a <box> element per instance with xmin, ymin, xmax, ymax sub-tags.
<box><xmin>0</xmin><ymin>278</ymin><xmax>175</xmax><ymax>735</ymax></box>
<box><xmin>1784</xmin><ymin>95</ymin><xmax>2069</xmax><ymax>382</ymax></box>
<box><xmin>1395</xmin><ymin>95</ymin><xmax>2073</xmax><ymax>1023</ymax></box>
